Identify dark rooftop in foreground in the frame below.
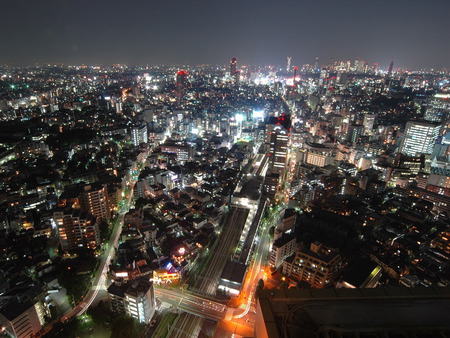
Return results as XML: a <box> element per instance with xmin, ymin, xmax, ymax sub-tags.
<box><xmin>255</xmin><ymin>286</ymin><xmax>450</xmax><ymax>338</ymax></box>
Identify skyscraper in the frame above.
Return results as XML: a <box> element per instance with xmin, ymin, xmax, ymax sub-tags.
<box><xmin>108</xmin><ymin>277</ymin><xmax>156</xmax><ymax>323</ymax></box>
<box><xmin>175</xmin><ymin>70</ymin><xmax>188</xmax><ymax>102</ymax></box>
<box><xmin>269</xmin><ymin>127</ymin><xmax>289</xmax><ymax>175</ymax></box>
<box><xmin>363</xmin><ymin>114</ymin><xmax>376</xmax><ymax>134</ymax></box>
<box><xmin>131</xmin><ymin>124</ymin><xmax>148</xmax><ymax>146</ymax></box>
<box><xmin>53</xmin><ymin>208</ymin><xmax>100</xmax><ymax>251</ymax></box>
<box><xmin>176</xmin><ymin>70</ymin><xmax>188</xmax><ymax>86</ymax></box>
<box><xmin>388</xmin><ymin>61</ymin><xmax>394</xmax><ymax>76</ymax></box>
<box><xmin>424</xmin><ymin>93</ymin><xmax>450</xmax><ymax>122</ymax></box>
<box><xmin>79</xmin><ymin>183</ymin><xmax>111</xmax><ymax>223</ymax></box>
<box><xmin>266</xmin><ymin>114</ymin><xmax>291</xmax><ymax>175</ymax></box>
<box><xmin>230</xmin><ymin>57</ymin><xmax>237</xmax><ymax>76</ymax></box>
<box><xmin>286</xmin><ymin>56</ymin><xmax>292</xmax><ymax>72</ymax></box>
<box><xmin>230</xmin><ymin>57</ymin><xmax>239</xmax><ymax>85</ymax></box>
<box><xmin>400</xmin><ymin>120</ymin><xmax>441</xmax><ymax>156</ymax></box>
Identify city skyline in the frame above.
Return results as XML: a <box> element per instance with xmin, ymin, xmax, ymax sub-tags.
<box><xmin>2</xmin><ymin>1</ymin><xmax>450</xmax><ymax>337</ymax></box>
<box><xmin>1</xmin><ymin>0</ymin><xmax>450</xmax><ymax>69</ymax></box>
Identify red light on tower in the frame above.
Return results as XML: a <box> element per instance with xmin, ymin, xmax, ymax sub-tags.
<box><xmin>176</xmin><ymin>70</ymin><xmax>188</xmax><ymax>86</ymax></box>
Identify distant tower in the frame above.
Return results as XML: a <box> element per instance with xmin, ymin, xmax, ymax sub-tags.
<box><xmin>388</xmin><ymin>61</ymin><xmax>394</xmax><ymax>76</ymax></box>
<box><xmin>293</xmin><ymin>67</ymin><xmax>298</xmax><ymax>84</ymax></box>
<box><xmin>230</xmin><ymin>58</ymin><xmax>237</xmax><ymax>76</ymax></box>
<box><xmin>314</xmin><ymin>57</ymin><xmax>319</xmax><ymax>72</ymax></box>
<box><xmin>287</xmin><ymin>57</ymin><xmax>292</xmax><ymax>72</ymax></box>
<box><xmin>230</xmin><ymin>57</ymin><xmax>239</xmax><ymax>85</ymax></box>
<box><xmin>176</xmin><ymin>70</ymin><xmax>188</xmax><ymax>87</ymax></box>
<box><xmin>373</xmin><ymin>63</ymin><xmax>379</xmax><ymax>74</ymax></box>
<box><xmin>176</xmin><ymin>70</ymin><xmax>188</xmax><ymax>100</ymax></box>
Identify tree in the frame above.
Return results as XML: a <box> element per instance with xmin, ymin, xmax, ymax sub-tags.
<box><xmin>44</xmin><ymin>317</ymin><xmax>80</xmax><ymax>338</ymax></box>
<box><xmin>87</xmin><ymin>301</ymin><xmax>110</xmax><ymax>326</ymax></box>
<box><xmin>99</xmin><ymin>220</ymin><xmax>110</xmax><ymax>242</ymax></box>
<box><xmin>134</xmin><ymin>197</ymin><xmax>148</xmax><ymax>210</ymax></box>
<box><xmin>110</xmin><ymin>315</ymin><xmax>145</xmax><ymax>338</ymax></box>
<box><xmin>257</xmin><ymin>278</ymin><xmax>265</xmax><ymax>290</ymax></box>
<box><xmin>269</xmin><ymin>226</ymin><xmax>275</xmax><ymax>238</ymax></box>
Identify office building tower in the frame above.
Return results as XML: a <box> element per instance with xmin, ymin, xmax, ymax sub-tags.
<box><xmin>347</xmin><ymin>124</ymin><xmax>364</xmax><ymax>143</ymax></box>
<box><xmin>131</xmin><ymin>124</ymin><xmax>148</xmax><ymax>146</ymax></box>
<box><xmin>230</xmin><ymin>57</ymin><xmax>237</xmax><ymax>76</ymax></box>
<box><xmin>268</xmin><ymin>127</ymin><xmax>289</xmax><ymax>175</ymax></box>
<box><xmin>53</xmin><ymin>208</ymin><xmax>100</xmax><ymax>251</ymax></box>
<box><xmin>319</xmin><ymin>67</ymin><xmax>329</xmax><ymax>86</ymax></box>
<box><xmin>108</xmin><ymin>277</ymin><xmax>156</xmax><ymax>323</ymax></box>
<box><xmin>175</xmin><ymin>70</ymin><xmax>188</xmax><ymax>99</ymax></box>
<box><xmin>424</xmin><ymin>93</ymin><xmax>450</xmax><ymax>122</ymax></box>
<box><xmin>388</xmin><ymin>61</ymin><xmax>394</xmax><ymax>76</ymax></box>
<box><xmin>363</xmin><ymin>114</ymin><xmax>376</xmax><ymax>134</ymax></box>
<box><xmin>265</xmin><ymin>115</ymin><xmax>291</xmax><ymax>175</ymax></box>
<box><xmin>400</xmin><ymin>121</ymin><xmax>441</xmax><ymax>156</ymax></box>
<box><xmin>230</xmin><ymin>57</ymin><xmax>239</xmax><ymax>84</ymax></box>
<box><xmin>286</xmin><ymin>56</ymin><xmax>292</xmax><ymax>72</ymax></box>
<box><xmin>79</xmin><ymin>183</ymin><xmax>110</xmax><ymax>223</ymax></box>
<box><xmin>176</xmin><ymin>70</ymin><xmax>188</xmax><ymax>87</ymax></box>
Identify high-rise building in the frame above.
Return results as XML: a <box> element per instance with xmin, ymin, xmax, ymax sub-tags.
<box><xmin>388</xmin><ymin>61</ymin><xmax>394</xmax><ymax>76</ymax></box>
<box><xmin>53</xmin><ymin>208</ymin><xmax>100</xmax><ymax>251</ymax></box>
<box><xmin>400</xmin><ymin>120</ymin><xmax>441</xmax><ymax>156</ymax></box>
<box><xmin>363</xmin><ymin>114</ymin><xmax>376</xmax><ymax>134</ymax></box>
<box><xmin>347</xmin><ymin>124</ymin><xmax>364</xmax><ymax>143</ymax></box>
<box><xmin>424</xmin><ymin>93</ymin><xmax>450</xmax><ymax>122</ymax></box>
<box><xmin>131</xmin><ymin>124</ymin><xmax>148</xmax><ymax>146</ymax></box>
<box><xmin>286</xmin><ymin>56</ymin><xmax>292</xmax><ymax>72</ymax></box>
<box><xmin>265</xmin><ymin>115</ymin><xmax>291</xmax><ymax>175</ymax></box>
<box><xmin>79</xmin><ymin>183</ymin><xmax>110</xmax><ymax>223</ymax></box>
<box><xmin>230</xmin><ymin>57</ymin><xmax>237</xmax><ymax>76</ymax></box>
<box><xmin>176</xmin><ymin>70</ymin><xmax>188</xmax><ymax>86</ymax></box>
<box><xmin>283</xmin><ymin>242</ymin><xmax>343</xmax><ymax>288</ymax></box>
<box><xmin>269</xmin><ymin>233</ymin><xmax>296</xmax><ymax>269</ymax></box>
<box><xmin>268</xmin><ymin>127</ymin><xmax>289</xmax><ymax>175</ymax></box>
<box><xmin>175</xmin><ymin>70</ymin><xmax>188</xmax><ymax>100</ymax></box>
<box><xmin>230</xmin><ymin>57</ymin><xmax>239</xmax><ymax>85</ymax></box>
<box><xmin>108</xmin><ymin>277</ymin><xmax>156</xmax><ymax>323</ymax></box>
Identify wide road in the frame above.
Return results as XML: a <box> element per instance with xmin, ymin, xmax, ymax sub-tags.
<box><xmin>155</xmin><ymin>288</ymin><xmax>226</xmax><ymax>321</ymax></box>
<box><xmin>234</xmin><ymin>206</ymin><xmax>280</xmax><ymax>319</ymax></box>
<box><xmin>59</xmin><ymin>156</ymin><xmax>145</xmax><ymax>322</ymax></box>
<box><xmin>155</xmin><ymin>286</ymin><xmax>256</xmax><ymax>338</ymax></box>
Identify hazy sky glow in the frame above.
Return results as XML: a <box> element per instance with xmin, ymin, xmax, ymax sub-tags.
<box><xmin>2</xmin><ymin>0</ymin><xmax>450</xmax><ymax>69</ymax></box>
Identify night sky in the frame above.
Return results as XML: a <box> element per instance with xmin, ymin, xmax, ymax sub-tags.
<box><xmin>2</xmin><ymin>0</ymin><xmax>450</xmax><ymax>69</ymax></box>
